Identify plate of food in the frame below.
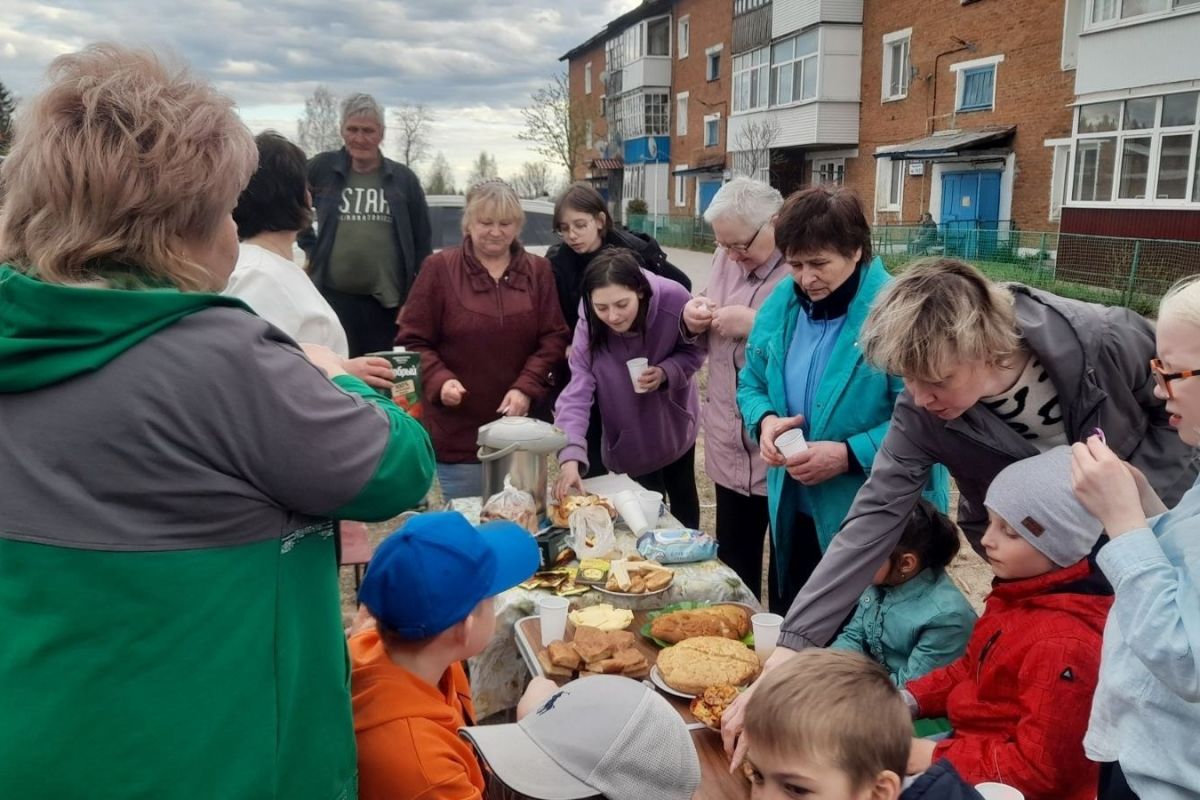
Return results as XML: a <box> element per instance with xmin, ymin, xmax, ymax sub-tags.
<box><xmin>535</xmin><ymin>624</ymin><xmax>651</xmax><ymax>680</ymax></box>
<box><xmin>549</xmin><ymin>493</ymin><xmax>617</xmax><ymax>529</ymax></box>
<box><xmin>649</xmin><ymin>664</ymin><xmax>695</xmax><ymax>699</ymax></box>
<box><xmin>567</xmin><ymin>603</ymin><xmax>634</xmax><ymax>632</ymax></box>
<box><xmin>689</xmin><ymin>685</ymin><xmax>742</xmax><ymax>730</ymax></box>
<box><xmin>593</xmin><ymin>558</ymin><xmax>674</xmax><ymax>596</ymax></box>
<box><xmin>652</xmin><ymin>636</ymin><xmax>761</xmax><ymax>698</ymax></box>
<box><xmin>640</xmin><ymin>602</ymin><xmax>755</xmax><ymax>648</ymax></box>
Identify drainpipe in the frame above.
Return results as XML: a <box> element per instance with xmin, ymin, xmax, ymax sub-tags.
<box><xmin>928</xmin><ymin>39</ymin><xmax>976</xmax><ymax>136</ymax></box>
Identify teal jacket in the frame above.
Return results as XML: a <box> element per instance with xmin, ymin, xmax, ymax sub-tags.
<box><xmin>830</xmin><ymin>568</ymin><xmax>977</xmax><ymax>685</ymax></box>
<box><xmin>737</xmin><ymin>259</ymin><xmax>950</xmax><ymax>579</ymax></box>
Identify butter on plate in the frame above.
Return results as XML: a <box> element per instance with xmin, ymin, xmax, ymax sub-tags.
<box><xmin>568</xmin><ymin>603</ymin><xmax>635</xmax><ymax>632</ymax></box>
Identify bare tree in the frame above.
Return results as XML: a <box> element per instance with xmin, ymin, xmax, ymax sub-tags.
<box><xmin>425</xmin><ymin>151</ymin><xmax>457</xmax><ymax>195</ymax></box>
<box><xmin>392</xmin><ymin>103</ymin><xmax>434</xmax><ymax>167</ymax></box>
<box><xmin>509</xmin><ymin>162</ymin><xmax>553</xmax><ymax>198</ymax></box>
<box><xmin>466</xmin><ymin>151</ymin><xmax>499</xmax><ymax>188</ymax></box>
<box><xmin>297</xmin><ymin>86</ymin><xmax>343</xmax><ymax>155</ymax></box>
<box><xmin>518</xmin><ymin>73</ymin><xmax>587</xmax><ymax>183</ymax></box>
<box><xmin>731</xmin><ymin>118</ymin><xmax>781</xmax><ymax>180</ymax></box>
<box><xmin>0</xmin><ymin>80</ymin><xmax>15</xmax><ymax>154</ymax></box>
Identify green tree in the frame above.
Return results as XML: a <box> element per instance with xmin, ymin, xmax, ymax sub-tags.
<box><xmin>425</xmin><ymin>151</ymin><xmax>457</xmax><ymax>195</ymax></box>
<box><xmin>0</xmin><ymin>81</ymin><xmax>17</xmax><ymax>154</ymax></box>
<box><xmin>466</xmin><ymin>151</ymin><xmax>499</xmax><ymax>188</ymax></box>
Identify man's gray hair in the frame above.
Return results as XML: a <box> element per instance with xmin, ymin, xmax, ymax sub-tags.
<box><xmin>703</xmin><ymin>177</ymin><xmax>783</xmax><ymax>228</ymax></box>
<box><xmin>341</xmin><ymin>93</ymin><xmax>385</xmax><ymax>128</ymax></box>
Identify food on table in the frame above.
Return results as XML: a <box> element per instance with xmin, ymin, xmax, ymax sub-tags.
<box><xmin>568</xmin><ymin>603</ymin><xmax>634</xmax><ymax>632</ymax></box>
<box><xmin>549</xmin><ymin>493</ymin><xmax>617</xmax><ymax>529</ymax></box>
<box><xmin>603</xmin><ymin>559</ymin><xmax>674</xmax><ymax>594</ymax></box>
<box><xmin>656</xmin><ymin>636</ymin><xmax>761</xmax><ymax>695</ymax></box>
<box><xmin>480</xmin><ymin>481</ymin><xmax>539</xmax><ymax>533</ymax></box>
<box><xmin>689</xmin><ymin>685</ymin><xmax>741</xmax><ymax>730</ymax></box>
<box><xmin>648</xmin><ymin>605</ymin><xmax>751</xmax><ymax>644</ymax></box>
<box><xmin>575</xmin><ymin>558</ymin><xmax>611</xmax><ymax>585</ymax></box>
<box><xmin>536</xmin><ymin>625</ymin><xmax>649</xmax><ymax>680</ymax></box>
<box><xmin>518</xmin><ymin>568</ymin><xmax>588</xmax><ymax>596</ymax></box>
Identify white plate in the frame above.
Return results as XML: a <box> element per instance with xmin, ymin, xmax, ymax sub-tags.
<box><xmin>650</xmin><ymin>664</ymin><xmax>696</xmax><ymax>699</ymax></box>
<box><xmin>593</xmin><ymin>578</ymin><xmax>674</xmax><ymax>599</ymax></box>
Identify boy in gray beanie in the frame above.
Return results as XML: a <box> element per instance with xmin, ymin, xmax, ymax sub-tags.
<box><xmin>902</xmin><ymin>446</ymin><xmax>1113</xmax><ymax>799</ymax></box>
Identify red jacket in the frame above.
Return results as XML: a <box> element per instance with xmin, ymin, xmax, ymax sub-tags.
<box><xmin>906</xmin><ymin>559</ymin><xmax>1112</xmax><ymax>800</ymax></box>
<box><xmin>397</xmin><ymin>238</ymin><xmax>570</xmax><ymax>462</ymax></box>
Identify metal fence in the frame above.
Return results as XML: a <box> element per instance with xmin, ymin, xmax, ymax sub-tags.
<box><xmin>627</xmin><ymin>214</ymin><xmax>1200</xmax><ymax>316</ymax></box>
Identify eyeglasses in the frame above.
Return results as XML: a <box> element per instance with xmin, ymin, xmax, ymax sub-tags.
<box><xmin>715</xmin><ymin>224</ymin><xmax>764</xmax><ymax>254</ymax></box>
<box><xmin>554</xmin><ymin>220</ymin><xmax>596</xmax><ymax>238</ymax></box>
<box><xmin>1150</xmin><ymin>358</ymin><xmax>1200</xmax><ymax>399</ymax></box>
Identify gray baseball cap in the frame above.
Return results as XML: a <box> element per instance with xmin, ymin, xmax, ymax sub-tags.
<box><xmin>460</xmin><ymin>675</ymin><xmax>701</xmax><ymax>800</ymax></box>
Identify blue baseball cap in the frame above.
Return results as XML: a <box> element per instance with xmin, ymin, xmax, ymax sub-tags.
<box><xmin>358</xmin><ymin>511</ymin><xmax>540</xmax><ymax>640</ymax></box>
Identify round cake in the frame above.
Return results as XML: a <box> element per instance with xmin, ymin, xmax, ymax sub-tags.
<box><xmin>656</xmin><ymin>636</ymin><xmax>761</xmax><ymax>695</ymax></box>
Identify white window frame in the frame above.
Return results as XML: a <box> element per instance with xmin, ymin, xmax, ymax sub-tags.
<box><xmin>813</xmin><ymin>157</ymin><xmax>846</xmax><ymax>186</ymax></box>
<box><xmin>586</xmin><ymin>119</ymin><xmax>594</xmax><ymax>150</ymax></box>
<box><xmin>674</xmin><ymin>170</ymin><xmax>688</xmax><ymax>207</ymax></box>
<box><xmin>706</xmin><ymin>43</ymin><xmax>724</xmax><ymax>82</ymax></box>
<box><xmin>770</xmin><ymin>30</ymin><xmax>820</xmax><ymax>107</ymax></box>
<box><xmin>951</xmin><ymin>54</ymin><xmax>1004</xmax><ymax>113</ymax></box>
<box><xmin>585</xmin><ymin>62</ymin><xmax>593</xmax><ymax>95</ymax></box>
<box><xmin>875</xmin><ymin>157</ymin><xmax>905</xmax><ymax>212</ymax></box>
<box><xmin>882</xmin><ymin>28</ymin><xmax>912</xmax><ymax>102</ymax></box>
<box><xmin>676</xmin><ymin>92</ymin><xmax>689</xmax><ymax>137</ymax></box>
<box><xmin>732</xmin><ymin>47</ymin><xmax>770</xmax><ymax>113</ymax></box>
<box><xmin>1084</xmin><ymin>0</ymin><xmax>1200</xmax><ymax>31</ymax></box>
<box><xmin>678</xmin><ymin>16</ymin><xmax>690</xmax><ymax>59</ymax></box>
<box><xmin>704</xmin><ymin>112</ymin><xmax>721</xmax><ymax>147</ymax></box>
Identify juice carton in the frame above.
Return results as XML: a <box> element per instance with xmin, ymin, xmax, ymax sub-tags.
<box><xmin>365</xmin><ymin>347</ymin><xmax>423</xmax><ymax>420</ymax></box>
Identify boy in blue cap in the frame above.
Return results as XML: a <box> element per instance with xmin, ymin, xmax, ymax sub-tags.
<box><xmin>349</xmin><ymin>511</ymin><xmax>547</xmax><ymax>800</ymax></box>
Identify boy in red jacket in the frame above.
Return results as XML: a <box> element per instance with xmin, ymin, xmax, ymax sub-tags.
<box><xmin>903</xmin><ymin>446</ymin><xmax>1113</xmax><ymax>800</ymax></box>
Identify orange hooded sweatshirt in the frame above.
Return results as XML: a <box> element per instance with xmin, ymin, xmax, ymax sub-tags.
<box><xmin>349</xmin><ymin>630</ymin><xmax>485</xmax><ymax>800</ymax></box>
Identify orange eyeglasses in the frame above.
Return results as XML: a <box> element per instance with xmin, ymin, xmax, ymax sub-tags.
<box><xmin>1150</xmin><ymin>358</ymin><xmax>1200</xmax><ymax>399</ymax></box>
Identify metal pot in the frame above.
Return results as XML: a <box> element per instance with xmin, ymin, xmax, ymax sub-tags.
<box><xmin>477</xmin><ymin>417</ymin><xmax>568</xmax><ymax>518</ymax></box>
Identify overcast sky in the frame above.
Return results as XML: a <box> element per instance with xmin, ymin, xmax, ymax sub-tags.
<box><xmin>1</xmin><ymin>1</ymin><xmax>639</xmax><ymax>185</ymax></box>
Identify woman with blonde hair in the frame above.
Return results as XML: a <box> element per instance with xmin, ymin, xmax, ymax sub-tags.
<box><xmin>397</xmin><ymin>179</ymin><xmax>570</xmax><ymax>498</ymax></box>
<box><xmin>0</xmin><ymin>45</ymin><xmax>435</xmax><ymax>798</ymax></box>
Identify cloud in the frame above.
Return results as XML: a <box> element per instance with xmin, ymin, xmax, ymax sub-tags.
<box><xmin>1</xmin><ymin>0</ymin><xmax>641</xmax><ymax>179</ymax></box>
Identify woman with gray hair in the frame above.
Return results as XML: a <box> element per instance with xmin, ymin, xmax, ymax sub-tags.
<box><xmin>680</xmin><ymin>177</ymin><xmax>789</xmax><ymax>595</ymax></box>
<box><xmin>398</xmin><ymin>180</ymin><xmax>570</xmax><ymax>498</ymax></box>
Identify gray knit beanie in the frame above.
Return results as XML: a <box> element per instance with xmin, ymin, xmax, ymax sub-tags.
<box><xmin>984</xmin><ymin>445</ymin><xmax>1103</xmax><ymax>567</ymax></box>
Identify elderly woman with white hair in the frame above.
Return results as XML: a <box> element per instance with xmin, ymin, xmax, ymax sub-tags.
<box><xmin>398</xmin><ymin>180</ymin><xmax>571</xmax><ymax>499</ymax></box>
<box><xmin>680</xmin><ymin>177</ymin><xmax>790</xmax><ymax>595</ymax></box>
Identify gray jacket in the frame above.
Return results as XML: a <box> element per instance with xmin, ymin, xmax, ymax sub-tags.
<box><xmin>778</xmin><ymin>285</ymin><xmax>1198</xmax><ymax>651</ymax></box>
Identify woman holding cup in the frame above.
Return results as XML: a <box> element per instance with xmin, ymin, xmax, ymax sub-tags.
<box><xmin>736</xmin><ymin>186</ymin><xmax>949</xmax><ymax>613</ymax></box>
<box><xmin>553</xmin><ymin>249</ymin><xmax>704</xmax><ymax>527</ymax></box>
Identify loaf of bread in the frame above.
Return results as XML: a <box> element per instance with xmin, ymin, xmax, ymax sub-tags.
<box><xmin>648</xmin><ymin>605</ymin><xmax>751</xmax><ymax>644</ymax></box>
<box><xmin>656</xmin><ymin>636</ymin><xmax>760</xmax><ymax>695</ymax></box>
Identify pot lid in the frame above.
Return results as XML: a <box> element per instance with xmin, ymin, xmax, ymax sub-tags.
<box><xmin>477</xmin><ymin>416</ymin><xmax>568</xmax><ymax>454</ymax></box>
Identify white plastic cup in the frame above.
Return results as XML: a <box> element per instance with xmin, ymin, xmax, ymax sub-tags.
<box><xmin>636</xmin><ymin>490</ymin><xmax>663</xmax><ymax>524</ymax></box>
<box><xmin>751</xmin><ymin>612</ymin><xmax>784</xmax><ymax>661</ymax></box>
<box><xmin>774</xmin><ymin>428</ymin><xmax>808</xmax><ymax>458</ymax></box>
<box><xmin>626</xmin><ymin>358</ymin><xmax>650</xmax><ymax>394</ymax></box>
<box><xmin>973</xmin><ymin>784</ymin><xmax>1024</xmax><ymax>800</ymax></box>
<box><xmin>537</xmin><ymin>596</ymin><xmax>570</xmax><ymax>647</ymax></box>
<box><xmin>612</xmin><ymin>489</ymin><xmax>650</xmax><ymax>535</ymax></box>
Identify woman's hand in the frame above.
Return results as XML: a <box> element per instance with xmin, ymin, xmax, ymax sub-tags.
<box><xmin>301</xmin><ymin>343</ymin><xmax>348</xmax><ymax>379</ymax></box>
<box><xmin>637</xmin><ymin>366</ymin><xmax>667</xmax><ymax>393</ymax></box>
<box><xmin>1126</xmin><ymin>461</ymin><xmax>1169</xmax><ymax>517</ymax></box>
<box><xmin>785</xmin><ymin>442</ymin><xmax>850</xmax><ymax>486</ymax></box>
<box><xmin>343</xmin><ymin>356</ymin><xmax>395</xmax><ymax>389</ymax></box>
<box><xmin>758</xmin><ymin>414</ymin><xmax>805</xmax><ymax>467</ymax></box>
<box><xmin>721</xmin><ymin>646</ymin><xmax>798</xmax><ymax>770</ymax></box>
<box><xmin>711</xmin><ymin>304</ymin><xmax>756</xmax><ymax>340</ymax></box>
<box><xmin>682</xmin><ymin>296</ymin><xmax>715</xmax><ymax>335</ymax></box>
<box><xmin>1071</xmin><ymin>436</ymin><xmax>1149</xmax><ymax>538</ymax></box>
<box><xmin>497</xmin><ymin>388</ymin><xmax>530</xmax><ymax>417</ymax></box>
<box><xmin>555</xmin><ymin>461</ymin><xmax>585</xmax><ymax>501</ymax></box>
<box><xmin>440</xmin><ymin>379</ymin><xmax>467</xmax><ymax>407</ymax></box>
<box><xmin>906</xmin><ymin>738</ymin><xmax>938</xmax><ymax>775</ymax></box>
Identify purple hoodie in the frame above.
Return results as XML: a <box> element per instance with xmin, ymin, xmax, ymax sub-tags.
<box><xmin>554</xmin><ymin>270</ymin><xmax>703</xmax><ymax>476</ymax></box>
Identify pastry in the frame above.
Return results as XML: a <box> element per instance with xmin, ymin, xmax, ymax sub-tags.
<box><xmin>649</xmin><ymin>605</ymin><xmax>751</xmax><ymax>644</ymax></box>
<box><xmin>690</xmin><ymin>685</ymin><xmax>740</xmax><ymax>730</ymax></box>
<box><xmin>549</xmin><ymin>494</ymin><xmax>617</xmax><ymax>528</ymax></box>
<box><xmin>547</xmin><ymin>641</ymin><xmax>582</xmax><ymax>670</ymax></box>
<box><xmin>656</xmin><ymin>636</ymin><xmax>761</xmax><ymax>695</ymax></box>
<box><xmin>536</xmin><ymin>626</ymin><xmax>649</xmax><ymax>680</ymax></box>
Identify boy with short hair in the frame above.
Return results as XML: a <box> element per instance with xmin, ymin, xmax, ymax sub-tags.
<box><xmin>744</xmin><ymin>649</ymin><xmax>981</xmax><ymax>800</ymax></box>
<box><xmin>350</xmin><ymin>510</ymin><xmax>545</xmax><ymax>800</ymax></box>
<box><xmin>903</xmin><ymin>446</ymin><xmax>1113</xmax><ymax>800</ymax></box>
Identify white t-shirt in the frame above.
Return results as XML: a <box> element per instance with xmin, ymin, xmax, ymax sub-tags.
<box><xmin>224</xmin><ymin>243</ymin><xmax>350</xmax><ymax>357</ymax></box>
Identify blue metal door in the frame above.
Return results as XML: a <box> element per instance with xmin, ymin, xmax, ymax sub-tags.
<box><xmin>940</xmin><ymin>171</ymin><xmax>1001</xmax><ymax>259</ymax></box>
<box><xmin>699</xmin><ymin>180</ymin><xmax>721</xmax><ymax>215</ymax></box>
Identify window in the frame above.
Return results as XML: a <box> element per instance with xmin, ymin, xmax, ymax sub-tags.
<box><xmin>771</xmin><ymin>30</ymin><xmax>819</xmax><ymax>106</ymax></box>
<box><xmin>882</xmin><ymin>29</ymin><xmax>912</xmax><ymax>102</ymax></box>
<box><xmin>647</xmin><ymin>16</ymin><xmax>670</xmax><ymax>56</ymax></box>
<box><xmin>678</xmin><ymin>17</ymin><xmax>690</xmax><ymax>59</ymax></box>
<box><xmin>813</xmin><ymin>158</ymin><xmax>845</xmax><ymax>186</ymax></box>
<box><xmin>733</xmin><ymin>48</ymin><xmax>770</xmax><ymax>112</ymax></box>
<box><xmin>600</xmin><ymin>94</ymin><xmax>607</xmax><ymax>117</ymax></box>
<box><xmin>676</xmin><ymin>92</ymin><xmax>689</xmax><ymax>137</ymax></box>
<box><xmin>952</xmin><ymin>55</ymin><xmax>1004</xmax><ymax>112</ymax></box>
<box><xmin>585</xmin><ymin>62</ymin><xmax>592</xmax><ymax>95</ymax></box>
<box><xmin>1089</xmin><ymin>0</ymin><xmax>1200</xmax><ymax>25</ymax></box>
<box><xmin>613</xmin><ymin>91</ymin><xmax>671</xmax><ymax>139</ymax></box>
<box><xmin>674</xmin><ymin>173</ymin><xmax>688</xmax><ymax>207</ymax></box>
<box><xmin>1049</xmin><ymin>141</ymin><xmax>1071</xmax><ymax>220</ymax></box>
<box><xmin>586</xmin><ymin>119</ymin><xmax>594</xmax><ymax>150</ymax></box>
<box><xmin>706</xmin><ymin>44</ymin><xmax>723</xmax><ymax>81</ymax></box>
<box><xmin>704</xmin><ymin>113</ymin><xmax>721</xmax><ymax>147</ymax></box>
<box><xmin>876</xmin><ymin>158</ymin><xmax>904</xmax><ymax>211</ymax></box>
<box><xmin>1071</xmin><ymin>92</ymin><xmax>1200</xmax><ymax>204</ymax></box>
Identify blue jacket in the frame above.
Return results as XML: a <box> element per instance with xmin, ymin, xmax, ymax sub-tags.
<box><xmin>737</xmin><ymin>259</ymin><xmax>950</xmax><ymax>581</ymax></box>
<box><xmin>831</xmin><ymin>568</ymin><xmax>977</xmax><ymax>686</ymax></box>
<box><xmin>903</xmin><ymin>761</ymin><xmax>984</xmax><ymax>800</ymax></box>
<box><xmin>1084</xmin><ymin>476</ymin><xmax>1200</xmax><ymax>799</ymax></box>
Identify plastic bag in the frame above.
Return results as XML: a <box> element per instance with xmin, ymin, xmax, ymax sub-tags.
<box><xmin>636</xmin><ymin>528</ymin><xmax>718</xmax><ymax>564</ymax></box>
<box><xmin>480</xmin><ymin>477</ymin><xmax>539</xmax><ymax>533</ymax></box>
<box><xmin>569</xmin><ymin>504</ymin><xmax>617</xmax><ymax>559</ymax></box>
